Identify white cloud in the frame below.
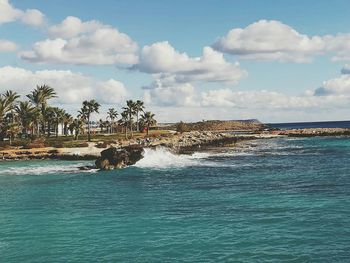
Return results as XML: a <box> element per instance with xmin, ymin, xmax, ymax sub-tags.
<box><xmin>198</xmin><ymin>86</ymin><xmax>350</xmax><ymax>123</ymax></box>
<box><xmin>315</xmin><ymin>74</ymin><xmax>350</xmax><ymax>96</ymax></box>
<box><xmin>20</xmin><ymin>16</ymin><xmax>138</xmax><ymax>65</ymax></box>
<box><xmin>138</xmin><ymin>42</ymin><xmax>248</xmax><ymax>108</ymax></box>
<box><xmin>0</xmin><ymin>0</ymin><xmax>21</xmax><ymax>24</ymax></box>
<box><xmin>143</xmin><ymin>79</ymin><xmax>198</xmax><ymax>107</ymax></box>
<box><xmin>341</xmin><ymin>64</ymin><xmax>350</xmax><ymax>74</ymax></box>
<box><xmin>21</xmin><ymin>9</ymin><xmax>45</xmax><ymax>26</ymax></box>
<box><xmin>0</xmin><ymin>39</ymin><xmax>17</xmax><ymax>52</ymax></box>
<box><xmin>325</xmin><ymin>34</ymin><xmax>350</xmax><ymax>61</ymax></box>
<box><xmin>0</xmin><ymin>66</ymin><xmax>128</xmax><ymax>104</ymax></box>
<box><xmin>213</xmin><ymin>20</ymin><xmax>325</xmax><ymax>63</ymax></box>
<box><xmin>135</xmin><ymin>41</ymin><xmax>247</xmax><ymax>84</ymax></box>
<box><xmin>48</xmin><ymin>16</ymin><xmax>102</xmax><ymax>38</ymax></box>
<box><xmin>144</xmin><ymin>70</ymin><xmax>350</xmax><ymax>122</ymax></box>
<box><xmin>0</xmin><ymin>0</ymin><xmax>45</xmax><ymax>26</ymax></box>
<box><xmin>201</xmin><ymin>89</ymin><xmax>347</xmax><ymax>110</ymax></box>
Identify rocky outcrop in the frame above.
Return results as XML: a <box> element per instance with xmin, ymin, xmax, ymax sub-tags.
<box><xmin>95</xmin><ymin>145</ymin><xmax>144</xmax><ymax>170</ymax></box>
<box><xmin>269</xmin><ymin>128</ymin><xmax>350</xmax><ymax>137</ymax></box>
<box><xmin>165</xmin><ymin>119</ymin><xmax>266</xmax><ymax>132</ymax></box>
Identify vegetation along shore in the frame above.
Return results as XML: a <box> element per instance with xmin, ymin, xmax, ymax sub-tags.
<box><xmin>1</xmin><ymin>86</ymin><xmax>350</xmax><ymax>166</ymax></box>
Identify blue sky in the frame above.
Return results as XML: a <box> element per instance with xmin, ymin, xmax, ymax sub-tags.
<box><xmin>1</xmin><ymin>0</ymin><xmax>350</xmax><ymax>122</ymax></box>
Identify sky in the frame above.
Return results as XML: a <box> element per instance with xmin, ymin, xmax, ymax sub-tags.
<box><xmin>1</xmin><ymin>0</ymin><xmax>350</xmax><ymax>123</ymax></box>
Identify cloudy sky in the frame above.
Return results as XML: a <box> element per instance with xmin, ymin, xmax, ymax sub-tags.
<box><xmin>1</xmin><ymin>0</ymin><xmax>350</xmax><ymax>123</ymax></box>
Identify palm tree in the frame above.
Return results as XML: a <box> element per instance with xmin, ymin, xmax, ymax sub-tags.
<box><xmin>15</xmin><ymin>101</ymin><xmax>38</xmax><ymax>139</ymax></box>
<box><xmin>140</xmin><ymin>111</ymin><xmax>156</xmax><ymax>135</ymax></box>
<box><xmin>107</xmin><ymin>108</ymin><xmax>118</xmax><ymax>134</ymax></box>
<box><xmin>3</xmin><ymin>90</ymin><xmax>20</xmax><ymax>122</ymax></box>
<box><xmin>69</xmin><ymin>118</ymin><xmax>84</xmax><ymax>140</ymax></box>
<box><xmin>44</xmin><ymin>107</ymin><xmax>56</xmax><ymax>137</ymax></box>
<box><xmin>0</xmin><ymin>95</ymin><xmax>11</xmax><ymax>141</ymax></box>
<box><xmin>52</xmin><ymin>108</ymin><xmax>65</xmax><ymax>138</ymax></box>
<box><xmin>3</xmin><ymin>90</ymin><xmax>20</xmax><ymax>145</ymax></box>
<box><xmin>27</xmin><ymin>85</ymin><xmax>57</xmax><ymax>136</ymax></box>
<box><xmin>62</xmin><ymin>113</ymin><xmax>73</xmax><ymax>136</ymax></box>
<box><xmin>135</xmin><ymin>100</ymin><xmax>145</xmax><ymax>132</ymax></box>
<box><xmin>122</xmin><ymin>100</ymin><xmax>136</xmax><ymax>137</ymax></box>
<box><xmin>118</xmin><ymin>111</ymin><xmax>129</xmax><ymax>139</ymax></box>
<box><xmin>99</xmin><ymin>119</ymin><xmax>106</xmax><ymax>133</ymax></box>
<box><xmin>26</xmin><ymin>88</ymin><xmax>41</xmax><ymax>136</ymax></box>
<box><xmin>81</xmin><ymin>100</ymin><xmax>100</xmax><ymax>141</ymax></box>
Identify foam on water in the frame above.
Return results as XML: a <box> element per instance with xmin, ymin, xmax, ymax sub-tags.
<box><xmin>135</xmin><ymin>147</ymin><xmax>203</xmax><ymax>168</ymax></box>
<box><xmin>0</xmin><ymin>138</ymin><xmax>311</xmax><ymax>175</ymax></box>
<box><xmin>134</xmin><ymin>140</ymin><xmax>308</xmax><ymax>169</ymax></box>
<box><xmin>0</xmin><ymin>162</ymin><xmax>97</xmax><ymax>176</ymax></box>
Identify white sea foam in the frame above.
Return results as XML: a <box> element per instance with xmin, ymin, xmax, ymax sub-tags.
<box><xmin>134</xmin><ymin>147</ymin><xmax>258</xmax><ymax>169</ymax></box>
<box><xmin>0</xmin><ymin>162</ymin><xmax>97</xmax><ymax>176</ymax></box>
<box><xmin>134</xmin><ymin>147</ymin><xmax>202</xmax><ymax>168</ymax></box>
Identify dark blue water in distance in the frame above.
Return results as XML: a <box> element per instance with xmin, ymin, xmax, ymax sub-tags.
<box><xmin>1</xmin><ymin>136</ymin><xmax>350</xmax><ymax>262</ymax></box>
<box><xmin>268</xmin><ymin>120</ymin><xmax>350</xmax><ymax>129</ymax></box>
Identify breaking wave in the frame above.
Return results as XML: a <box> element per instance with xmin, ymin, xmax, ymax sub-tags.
<box><xmin>0</xmin><ymin>162</ymin><xmax>97</xmax><ymax>176</ymax></box>
<box><xmin>134</xmin><ymin>147</ymin><xmax>206</xmax><ymax>169</ymax></box>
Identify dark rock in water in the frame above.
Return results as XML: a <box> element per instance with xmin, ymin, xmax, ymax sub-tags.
<box><xmin>78</xmin><ymin>165</ymin><xmax>96</xmax><ymax>171</ymax></box>
<box><xmin>95</xmin><ymin>145</ymin><xmax>144</xmax><ymax>170</ymax></box>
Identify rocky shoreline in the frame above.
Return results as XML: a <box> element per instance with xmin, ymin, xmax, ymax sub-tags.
<box><xmin>0</xmin><ymin>131</ymin><xmax>258</xmax><ymax>161</ymax></box>
<box><xmin>268</xmin><ymin>128</ymin><xmax>350</xmax><ymax>137</ymax></box>
<box><xmin>1</xmin><ymin>128</ymin><xmax>349</xmax><ymax>163</ymax></box>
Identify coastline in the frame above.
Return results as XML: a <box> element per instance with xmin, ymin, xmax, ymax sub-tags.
<box><xmin>0</xmin><ymin>131</ymin><xmax>266</xmax><ymax>161</ymax></box>
<box><xmin>1</xmin><ymin>127</ymin><xmax>350</xmax><ymax>162</ymax></box>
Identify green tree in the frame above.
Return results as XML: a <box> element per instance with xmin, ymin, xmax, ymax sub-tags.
<box><xmin>122</xmin><ymin>100</ymin><xmax>136</xmax><ymax>137</ymax></box>
<box><xmin>118</xmin><ymin>111</ymin><xmax>129</xmax><ymax>139</ymax></box>
<box><xmin>3</xmin><ymin>90</ymin><xmax>20</xmax><ymax>144</ymax></box>
<box><xmin>69</xmin><ymin>118</ymin><xmax>84</xmax><ymax>140</ymax></box>
<box><xmin>0</xmin><ymin>95</ymin><xmax>11</xmax><ymax>141</ymax></box>
<box><xmin>27</xmin><ymin>85</ymin><xmax>57</xmax><ymax>136</ymax></box>
<box><xmin>15</xmin><ymin>101</ymin><xmax>38</xmax><ymax>139</ymax></box>
<box><xmin>80</xmin><ymin>100</ymin><xmax>100</xmax><ymax>141</ymax></box>
<box><xmin>140</xmin><ymin>111</ymin><xmax>156</xmax><ymax>135</ymax></box>
<box><xmin>62</xmin><ymin>113</ymin><xmax>73</xmax><ymax>136</ymax></box>
<box><xmin>107</xmin><ymin>108</ymin><xmax>118</xmax><ymax>134</ymax></box>
<box><xmin>135</xmin><ymin>100</ymin><xmax>145</xmax><ymax>132</ymax></box>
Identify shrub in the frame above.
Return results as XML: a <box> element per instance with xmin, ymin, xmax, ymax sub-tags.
<box><xmin>176</xmin><ymin>121</ymin><xmax>190</xmax><ymax>133</ymax></box>
<box><xmin>45</xmin><ymin>141</ymin><xmax>64</xmax><ymax>148</ymax></box>
<box><xmin>96</xmin><ymin>142</ymin><xmax>109</xmax><ymax>148</ymax></box>
<box><xmin>24</xmin><ymin>138</ymin><xmax>46</xmax><ymax>149</ymax></box>
<box><xmin>74</xmin><ymin>142</ymin><xmax>89</xmax><ymax>148</ymax></box>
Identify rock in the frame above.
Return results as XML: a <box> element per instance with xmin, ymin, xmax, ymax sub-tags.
<box><xmin>95</xmin><ymin>145</ymin><xmax>144</xmax><ymax>170</ymax></box>
<box><xmin>78</xmin><ymin>165</ymin><xmax>96</xmax><ymax>171</ymax></box>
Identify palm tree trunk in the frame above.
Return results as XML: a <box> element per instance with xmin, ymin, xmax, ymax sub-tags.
<box><xmin>136</xmin><ymin>112</ymin><xmax>139</xmax><ymax>132</ymax></box>
<box><xmin>30</xmin><ymin>126</ymin><xmax>33</xmax><ymax>139</ymax></box>
<box><xmin>87</xmin><ymin>116</ymin><xmax>91</xmax><ymax>142</ymax></box>
<box><xmin>56</xmin><ymin>122</ymin><xmax>58</xmax><ymax>138</ymax></box>
<box><xmin>47</xmin><ymin>122</ymin><xmax>51</xmax><ymax>137</ymax></box>
<box><xmin>37</xmin><ymin>122</ymin><xmax>40</xmax><ymax>137</ymax></box>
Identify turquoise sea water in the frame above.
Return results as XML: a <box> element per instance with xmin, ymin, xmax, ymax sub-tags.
<box><xmin>1</xmin><ymin>137</ymin><xmax>350</xmax><ymax>262</ymax></box>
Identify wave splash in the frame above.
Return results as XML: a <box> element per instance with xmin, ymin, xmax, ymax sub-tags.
<box><xmin>0</xmin><ymin>162</ymin><xmax>97</xmax><ymax>176</ymax></box>
<box><xmin>134</xmin><ymin>147</ymin><xmax>209</xmax><ymax>169</ymax></box>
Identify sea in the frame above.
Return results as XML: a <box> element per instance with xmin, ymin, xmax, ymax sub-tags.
<box><xmin>1</xmin><ymin>127</ymin><xmax>350</xmax><ymax>261</ymax></box>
